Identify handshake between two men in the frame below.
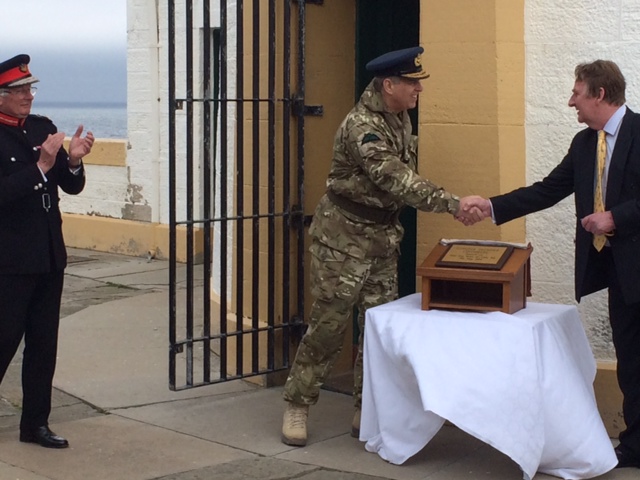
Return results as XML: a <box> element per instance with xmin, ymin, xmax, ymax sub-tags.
<box><xmin>453</xmin><ymin>196</ymin><xmax>492</xmax><ymax>226</ymax></box>
<box><xmin>452</xmin><ymin>195</ymin><xmax>615</xmax><ymax>236</ymax></box>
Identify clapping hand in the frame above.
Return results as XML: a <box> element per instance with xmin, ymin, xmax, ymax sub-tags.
<box><xmin>68</xmin><ymin>125</ymin><xmax>95</xmax><ymax>167</ymax></box>
<box><xmin>36</xmin><ymin>132</ymin><xmax>66</xmax><ymax>174</ymax></box>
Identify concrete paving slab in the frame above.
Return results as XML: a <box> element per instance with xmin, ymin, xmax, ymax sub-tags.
<box><xmin>65</xmin><ymin>250</ymin><xmax>169</xmax><ymax>280</ymax></box>
<box><xmin>0</xmin><ymin>461</ymin><xmax>50</xmax><ymax>480</ymax></box>
<box><xmin>55</xmin><ymin>291</ymin><xmax>254</xmax><ymax>410</ymax></box>
<box><xmin>276</xmin><ymin>423</ymin><xmax>613</xmax><ymax>480</ymax></box>
<box><xmin>279</xmin><ymin>433</ymin><xmax>429</xmax><ymax>480</ymax></box>
<box><xmin>88</xmin><ymin>265</ymin><xmax>204</xmax><ymax>296</ymax></box>
<box><xmin>153</xmin><ymin>457</ymin><xmax>319</xmax><ymax>480</ymax></box>
<box><xmin>599</xmin><ymin>467</ymin><xmax>640</xmax><ymax>479</ymax></box>
<box><xmin>61</xmin><ymin>274</ymin><xmax>150</xmax><ymax>317</ymax></box>
<box><xmin>1</xmin><ymin>359</ymin><xmax>82</xmax><ymax>410</ymax></box>
<box><xmin>65</xmin><ymin>249</ymin><xmax>203</xmax><ymax>291</ymax></box>
<box><xmin>415</xmin><ymin>441</ymin><xmax>534</xmax><ymax>480</ymax></box>
<box><xmin>0</xmin><ymin>402</ymin><xmax>103</xmax><ymax>436</ymax></box>
<box><xmin>95</xmin><ymin>267</ymin><xmax>183</xmax><ymax>289</ymax></box>
<box><xmin>113</xmin><ymin>388</ymin><xmax>354</xmax><ymax>457</ymax></box>
<box><xmin>0</xmin><ymin>360</ymin><xmax>23</xmax><ymax>408</ymax></box>
<box><xmin>0</xmin><ymin>415</ymin><xmax>256</xmax><ymax>480</ymax></box>
<box><xmin>0</xmin><ymin>358</ymin><xmax>100</xmax><ymax>434</ymax></box>
<box><xmin>276</xmin><ymin>424</ymin><xmax>487</xmax><ymax>480</ymax></box>
<box><xmin>0</xmin><ymin>398</ymin><xmax>18</xmax><ymax>418</ymax></box>
<box><xmin>299</xmin><ymin>472</ymin><xmax>392</xmax><ymax>480</ymax></box>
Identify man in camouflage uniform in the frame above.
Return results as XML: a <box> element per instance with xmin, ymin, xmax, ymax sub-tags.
<box><xmin>281</xmin><ymin>46</ymin><xmax>480</xmax><ymax>446</ymax></box>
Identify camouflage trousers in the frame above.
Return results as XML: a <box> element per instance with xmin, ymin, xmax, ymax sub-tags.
<box><xmin>283</xmin><ymin>239</ymin><xmax>398</xmax><ymax>408</ymax></box>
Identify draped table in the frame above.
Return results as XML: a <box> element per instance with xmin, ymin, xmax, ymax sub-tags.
<box><xmin>360</xmin><ymin>293</ymin><xmax>617</xmax><ymax>480</ymax></box>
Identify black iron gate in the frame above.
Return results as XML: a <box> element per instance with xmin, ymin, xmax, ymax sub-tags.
<box><xmin>167</xmin><ymin>0</ymin><xmax>312</xmax><ymax>390</ymax></box>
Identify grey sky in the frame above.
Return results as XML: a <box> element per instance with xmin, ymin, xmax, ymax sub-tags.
<box><xmin>2</xmin><ymin>0</ymin><xmax>127</xmax><ymax>104</ymax></box>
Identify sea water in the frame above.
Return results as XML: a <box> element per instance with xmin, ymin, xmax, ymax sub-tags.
<box><xmin>32</xmin><ymin>101</ymin><xmax>127</xmax><ymax>139</ymax></box>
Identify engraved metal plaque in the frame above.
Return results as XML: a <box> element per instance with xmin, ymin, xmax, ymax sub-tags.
<box><xmin>435</xmin><ymin>244</ymin><xmax>514</xmax><ymax>270</ymax></box>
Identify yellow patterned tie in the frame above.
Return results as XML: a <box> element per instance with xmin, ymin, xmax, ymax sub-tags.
<box><xmin>593</xmin><ymin>130</ymin><xmax>607</xmax><ymax>251</ymax></box>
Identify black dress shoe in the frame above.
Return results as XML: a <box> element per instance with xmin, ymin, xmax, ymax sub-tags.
<box><xmin>19</xmin><ymin>426</ymin><xmax>69</xmax><ymax>449</ymax></box>
<box><xmin>615</xmin><ymin>447</ymin><xmax>640</xmax><ymax>469</ymax></box>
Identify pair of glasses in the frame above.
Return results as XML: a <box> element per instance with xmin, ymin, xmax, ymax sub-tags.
<box><xmin>1</xmin><ymin>86</ymin><xmax>37</xmax><ymax>97</ymax></box>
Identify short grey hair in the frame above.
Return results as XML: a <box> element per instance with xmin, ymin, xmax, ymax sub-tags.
<box><xmin>372</xmin><ymin>76</ymin><xmax>402</xmax><ymax>92</ymax></box>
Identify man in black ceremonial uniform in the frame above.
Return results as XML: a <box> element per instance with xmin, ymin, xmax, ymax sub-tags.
<box><xmin>0</xmin><ymin>54</ymin><xmax>94</xmax><ymax>448</ymax></box>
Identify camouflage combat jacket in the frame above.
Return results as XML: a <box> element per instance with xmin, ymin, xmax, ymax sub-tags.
<box><xmin>309</xmin><ymin>80</ymin><xmax>460</xmax><ymax>259</ymax></box>
<box><xmin>326</xmin><ymin>80</ymin><xmax>459</xmax><ymax>213</ymax></box>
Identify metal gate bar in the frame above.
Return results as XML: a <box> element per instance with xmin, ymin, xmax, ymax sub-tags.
<box><xmin>201</xmin><ymin>0</ymin><xmax>213</xmax><ymax>384</ymax></box>
<box><xmin>168</xmin><ymin>0</ymin><xmax>177</xmax><ymax>389</ymax></box>
<box><xmin>184</xmin><ymin>0</ymin><xmax>195</xmax><ymax>388</ymax></box>
<box><xmin>251</xmin><ymin>0</ymin><xmax>261</xmax><ymax>375</ymax></box>
<box><xmin>266</xmin><ymin>0</ymin><xmax>277</xmax><ymax>372</ymax></box>
<box><xmin>233</xmin><ymin>0</ymin><xmax>244</xmax><ymax>378</ymax></box>
<box><xmin>281</xmin><ymin>0</ymin><xmax>293</xmax><ymax>363</ymax></box>
<box><xmin>294</xmin><ymin>0</ymin><xmax>306</xmax><ymax>339</ymax></box>
<box><xmin>218</xmin><ymin>0</ymin><xmax>230</xmax><ymax>381</ymax></box>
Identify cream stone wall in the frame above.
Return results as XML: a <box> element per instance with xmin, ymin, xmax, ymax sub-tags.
<box><xmin>418</xmin><ymin>1</ymin><xmax>526</xmax><ymax>266</ymax></box>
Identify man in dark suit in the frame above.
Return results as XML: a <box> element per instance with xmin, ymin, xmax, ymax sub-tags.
<box><xmin>0</xmin><ymin>54</ymin><xmax>94</xmax><ymax>448</ymax></box>
<box><xmin>466</xmin><ymin>60</ymin><xmax>640</xmax><ymax>469</ymax></box>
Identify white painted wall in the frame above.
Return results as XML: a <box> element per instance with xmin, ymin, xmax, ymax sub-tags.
<box><xmin>127</xmin><ymin>0</ymin><xmax>162</xmax><ymax>223</ymax></box>
<box><xmin>525</xmin><ymin>0</ymin><xmax>640</xmax><ymax>359</ymax></box>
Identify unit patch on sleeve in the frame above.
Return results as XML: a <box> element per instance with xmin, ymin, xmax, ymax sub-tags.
<box><xmin>361</xmin><ymin>133</ymin><xmax>381</xmax><ymax>145</ymax></box>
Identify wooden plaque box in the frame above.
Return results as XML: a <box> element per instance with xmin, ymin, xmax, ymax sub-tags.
<box><xmin>417</xmin><ymin>242</ymin><xmax>533</xmax><ymax>314</ymax></box>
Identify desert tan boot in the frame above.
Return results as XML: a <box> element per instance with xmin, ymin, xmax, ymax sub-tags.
<box><xmin>351</xmin><ymin>408</ymin><xmax>361</xmax><ymax>438</ymax></box>
<box><xmin>281</xmin><ymin>403</ymin><xmax>309</xmax><ymax>446</ymax></box>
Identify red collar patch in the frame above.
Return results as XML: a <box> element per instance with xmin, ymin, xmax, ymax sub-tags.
<box><xmin>0</xmin><ymin>111</ymin><xmax>25</xmax><ymax>127</ymax></box>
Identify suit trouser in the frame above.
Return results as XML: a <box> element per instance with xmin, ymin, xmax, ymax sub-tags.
<box><xmin>283</xmin><ymin>240</ymin><xmax>398</xmax><ymax>408</ymax></box>
<box><xmin>599</xmin><ymin>249</ymin><xmax>640</xmax><ymax>457</ymax></box>
<box><xmin>0</xmin><ymin>271</ymin><xmax>65</xmax><ymax>432</ymax></box>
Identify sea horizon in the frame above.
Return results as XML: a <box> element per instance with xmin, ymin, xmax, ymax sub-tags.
<box><xmin>36</xmin><ymin>100</ymin><xmax>126</xmax><ymax>108</ymax></box>
<box><xmin>32</xmin><ymin>101</ymin><xmax>127</xmax><ymax>139</ymax></box>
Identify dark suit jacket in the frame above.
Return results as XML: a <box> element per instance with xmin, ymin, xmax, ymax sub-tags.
<box><xmin>0</xmin><ymin>114</ymin><xmax>85</xmax><ymax>274</ymax></box>
<box><xmin>491</xmin><ymin>108</ymin><xmax>640</xmax><ymax>305</ymax></box>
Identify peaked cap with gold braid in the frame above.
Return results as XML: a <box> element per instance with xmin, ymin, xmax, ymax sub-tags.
<box><xmin>365</xmin><ymin>46</ymin><xmax>430</xmax><ymax>80</ymax></box>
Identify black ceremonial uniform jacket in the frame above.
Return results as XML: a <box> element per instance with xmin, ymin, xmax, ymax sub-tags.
<box><xmin>0</xmin><ymin>114</ymin><xmax>85</xmax><ymax>274</ymax></box>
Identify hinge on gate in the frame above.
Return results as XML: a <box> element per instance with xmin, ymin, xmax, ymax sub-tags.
<box><xmin>290</xmin><ymin>314</ymin><xmax>308</xmax><ymax>342</ymax></box>
<box><xmin>290</xmin><ymin>205</ymin><xmax>312</xmax><ymax>229</ymax></box>
<box><xmin>290</xmin><ymin>205</ymin><xmax>302</xmax><ymax>229</ymax></box>
<box><xmin>292</xmin><ymin>96</ymin><xmax>324</xmax><ymax>117</ymax></box>
<box><xmin>170</xmin><ymin>343</ymin><xmax>184</xmax><ymax>354</ymax></box>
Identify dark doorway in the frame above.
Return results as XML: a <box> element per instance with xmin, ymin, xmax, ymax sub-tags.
<box><xmin>356</xmin><ymin>0</ymin><xmax>420</xmax><ymax>298</ymax></box>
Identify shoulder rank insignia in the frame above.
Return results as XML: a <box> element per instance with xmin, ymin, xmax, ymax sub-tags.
<box><xmin>361</xmin><ymin>133</ymin><xmax>381</xmax><ymax>145</ymax></box>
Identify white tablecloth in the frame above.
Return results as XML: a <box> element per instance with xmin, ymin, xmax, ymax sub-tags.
<box><xmin>360</xmin><ymin>294</ymin><xmax>617</xmax><ymax>480</ymax></box>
